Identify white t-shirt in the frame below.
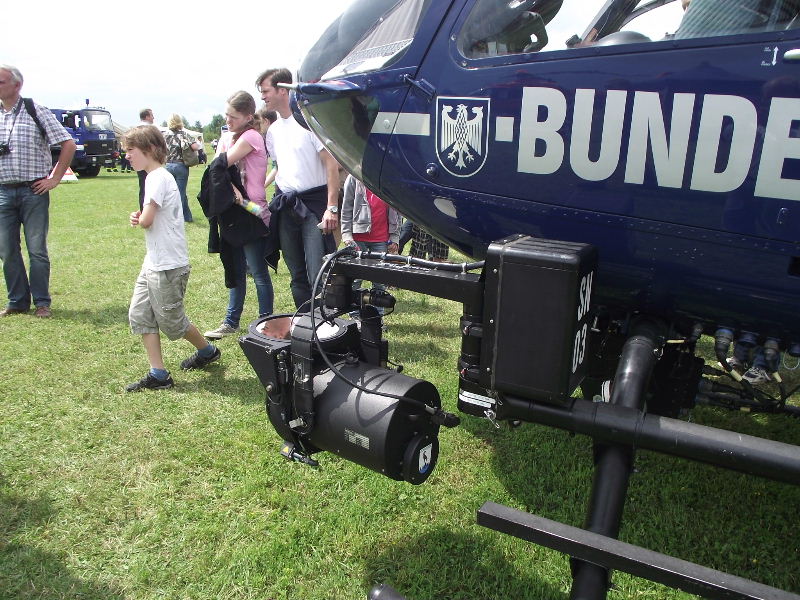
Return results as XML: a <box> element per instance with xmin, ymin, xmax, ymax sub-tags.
<box><xmin>142</xmin><ymin>167</ymin><xmax>189</xmax><ymax>271</ymax></box>
<box><xmin>265</xmin><ymin>114</ymin><xmax>327</xmax><ymax>194</ymax></box>
<box><xmin>139</xmin><ymin>120</ymin><xmax>165</xmax><ymax>133</ymax></box>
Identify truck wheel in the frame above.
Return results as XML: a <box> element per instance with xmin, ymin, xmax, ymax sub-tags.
<box><xmin>77</xmin><ymin>166</ymin><xmax>101</xmax><ymax>178</ymax></box>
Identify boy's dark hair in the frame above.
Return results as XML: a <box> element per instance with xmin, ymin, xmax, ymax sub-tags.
<box><xmin>123</xmin><ymin>125</ymin><xmax>167</xmax><ymax>164</ymax></box>
<box><xmin>255</xmin><ymin>68</ymin><xmax>292</xmax><ymax>90</ymax></box>
<box><xmin>139</xmin><ymin>108</ymin><xmax>153</xmax><ymax>121</ymax></box>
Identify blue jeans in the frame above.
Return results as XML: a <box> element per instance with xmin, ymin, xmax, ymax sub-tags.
<box><xmin>0</xmin><ymin>185</ymin><xmax>51</xmax><ymax>310</ymax></box>
<box><xmin>225</xmin><ymin>237</ymin><xmax>274</xmax><ymax>328</ymax></box>
<box><xmin>279</xmin><ymin>211</ymin><xmax>326</xmax><ymax>310</ymax></box>
<box><xmin>165</xmin><ymin>162</ymin><xmax>192</xmax><ymax>222</ymax></box>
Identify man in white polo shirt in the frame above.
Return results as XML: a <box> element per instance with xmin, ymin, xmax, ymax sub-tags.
<box><xmin>257</xmin><ymin>67</ymin><xmax>340</xmax><ymax>310</ymax></box>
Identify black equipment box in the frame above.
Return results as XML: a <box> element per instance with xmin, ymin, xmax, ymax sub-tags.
<box><xmin>479</xmin><ymin>236</ymin><xmax>598</xmax><ymax>405</ymax></box>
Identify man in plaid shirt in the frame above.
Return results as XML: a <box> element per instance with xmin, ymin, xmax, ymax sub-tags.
<box><xmin>0</xmin><ymin>65</ymin><xmax>76</xmax><ymax>318</ymax></box>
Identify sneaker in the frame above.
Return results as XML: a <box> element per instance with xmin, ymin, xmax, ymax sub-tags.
<box><xmin>742</xmin><ymin>366</ymin><xmax>771</xmax><ymax>385</ymax></box>
<box><xmin>725</xmin><ymin>356</ymin><xmax>745</xmax><ymax>372</ymax></box>
<box><xmin>591</xmin><ymin>379</ymin><xmax>613</xmax><ymax>403</ymax></box>
<box><xmin>601</xmin><ymin>379</ymin><xmax>612</xmax><ymax>402</ymax></box>
<box><xmin>204</xmin><ymin>323</ymin><xmax>239</xmax><ymax>339</ymax></box>
<box><xmin>126</xmin><ymin>372</ymin><xmax>174</xmax><ymax>392</ymax></box>
<box><xmin>180</xmin><ymin>347</ymin><xmax>221</xmax><ymax>370</ymax></box>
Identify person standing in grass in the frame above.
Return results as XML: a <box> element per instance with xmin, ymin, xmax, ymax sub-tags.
<box><xmin>257</xmin><ymin>67</ymin><xmax>340</xmax><ymax>311</ymax></box>
<box><xmin>0</xmin><ymin>64</ymin><xmax>76</xmax><ymax>319</ymax></box>
<box><xmin>203</xmin><ymin>91</ymin><xmax>274</xmax><ymax>340</ymax></box>
<box><xmin>163</xmin><ymin>114</ymin><xmax>200</xmax><ymax>223</ymax></box>
<box><xmin>124</xmin><ymin>125</ymin><xmax>221</xmax><ymax>392</ymax></box>
<box><xmin>136</xmin><ymin>108</ymin><xmax>157</xmax><ymax>210</ymax></box>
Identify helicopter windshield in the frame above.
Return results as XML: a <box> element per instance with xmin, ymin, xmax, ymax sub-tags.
<box><xmin>299</xmin><ymin>0</ymin><xmax>431</xmax><ymax>82</ymax></box>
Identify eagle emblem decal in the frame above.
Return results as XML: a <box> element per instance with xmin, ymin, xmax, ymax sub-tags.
<box><xmin>436</xmin><ymin>96</ymin><xmax>490</xmax><ymax>177</ymax></box>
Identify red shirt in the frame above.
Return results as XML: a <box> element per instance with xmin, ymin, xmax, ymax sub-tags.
<box><xmin>354</xmin><ymin>190</ymin><xmax>390</xmax><ymax>243</ymax></box>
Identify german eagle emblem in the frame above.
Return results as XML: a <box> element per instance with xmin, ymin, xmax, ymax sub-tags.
<box><xmin>436</xmin><ymin>97</ymin><xmax>490</xmax><ymax>177</ymax></box>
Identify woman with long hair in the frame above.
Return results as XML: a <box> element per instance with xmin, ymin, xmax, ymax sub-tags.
<box><xmin>163</xmin><ymin>113</ymin><xmax>199</xmax><ymax>222</ymax></box>
<box><xmin>204</xmin><ymin>91</ymin><xmax>273</xmax><ymax>339</ymax></box>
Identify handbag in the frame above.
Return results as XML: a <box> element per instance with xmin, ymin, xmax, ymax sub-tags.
<box><xmin>179</xmin><ymin>133</ymin><xmax>199</xmax><ymax>167</ymax></box>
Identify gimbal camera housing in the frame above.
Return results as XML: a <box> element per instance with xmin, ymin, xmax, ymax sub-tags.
<box><xmin>239</xmin><ymin>290</ymin><xmax>444</xmax><ymax>484</ymax></box>
<box><xmin>240</xmin><ymin>236</ymin><xmax>596</xmax><ymax>484</ymax></box>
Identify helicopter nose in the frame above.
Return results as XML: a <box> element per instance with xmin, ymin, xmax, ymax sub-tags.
<box><xmin>289</xmin><ymin>91</ymin><xmax>310</xmax><ymax>131</ymax></box>
<box><xmin>295</xmin><ymin>79</ymin><xmax>377</xmax><ymax>180</ymax></box>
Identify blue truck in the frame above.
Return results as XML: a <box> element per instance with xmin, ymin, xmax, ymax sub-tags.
<box><xmin>50</xmin><ymin>104</ymin><xmax>117</xmax><ymax>177</ymax></box>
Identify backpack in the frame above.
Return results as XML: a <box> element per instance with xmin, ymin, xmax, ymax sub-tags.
<box><xmin>179</xmin><ymin>132</ymin><xmax>199</xmax><ymax>167</ymax></box>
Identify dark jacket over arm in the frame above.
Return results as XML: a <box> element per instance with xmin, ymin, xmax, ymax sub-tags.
<box><xmin>198</xmin><ymin>153</ymin><xmax>275</xmax><ymax>288</ymax></box>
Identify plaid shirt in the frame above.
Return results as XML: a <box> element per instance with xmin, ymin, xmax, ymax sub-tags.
<box><xmin>0</xmin><ymin>98</ymin><xmax>72</xmax><ymax>184</ymax></box>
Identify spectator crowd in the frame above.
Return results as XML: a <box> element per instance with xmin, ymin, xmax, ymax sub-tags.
<box><xmin>0</xmin><ymin>63</ymin><xmax>449</xmax><ymax>392</ymax></box>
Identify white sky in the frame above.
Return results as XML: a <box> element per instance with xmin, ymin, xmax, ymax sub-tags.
<box><xmin>2</xmin><ymin>0</ymin><xmax>683</xmax><ymax>128</ymax></box>
<box><xmin>2</xmin><ymin>0</ymin><xmax>354</xmax><ymax>127</ymax></box>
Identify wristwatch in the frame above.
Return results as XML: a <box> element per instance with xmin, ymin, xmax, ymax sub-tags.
<box><xmin>327</xmin><ymin>205</ymin><xmax>339</xmax><ymax>214</ymax></box>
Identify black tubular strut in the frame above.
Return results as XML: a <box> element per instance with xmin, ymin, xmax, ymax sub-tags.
<box><xmin>499</xmin><ymin>397</ymin><xmax>800</xmax><ymax>485</ymax></box>
<box><xmin>478</xmin><ymin>502</ymin><xmax>800</xmax><ymax>600</ymax></box>
<box><xmin>490</xmin><ymin>317</ymin><xmax>799</xmax><ymax>599</ymax></box>
<box><xmin>570</xmin><ymin>319</ymin><xmax>662</xmax><ymax>599</ymax></box>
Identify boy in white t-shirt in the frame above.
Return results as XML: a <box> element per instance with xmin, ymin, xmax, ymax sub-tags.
<box><xmin>124</xmin><ymin>126</ymin><xmax>221</xmax><ymax>392</ymax></box>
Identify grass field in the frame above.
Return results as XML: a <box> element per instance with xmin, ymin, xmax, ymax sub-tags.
<box><xmin>1</xmin><ymin>168</ymin><xmax>799</xmax><ymax>600</ymax></box>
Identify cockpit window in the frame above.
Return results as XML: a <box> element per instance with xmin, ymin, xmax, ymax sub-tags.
<box><xmin>459</xmin><ymin>0</ymin><xmax>565</xmax><ymax>57</ymax></box>
<box><xmin>675</xmin><ymin>0</ymin><xmax>800</xmax><ymax>39</ymax></box>
<box><xmin>457</xmin><ymin>0</ymin><xmax>800</xmax><ymax>59</ymax></box>
<box><xmin>585</xmin><ymin>0</ymin><xmax>800</xmax><ymax>45</ymax></box>
<box><xmin>299</xmin><ymin>0</ymin><xmax>431</xmax><ymax>82</ymax></box>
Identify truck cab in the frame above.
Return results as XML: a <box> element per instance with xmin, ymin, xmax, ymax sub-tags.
<box><xmin>51</xmin><ymin>107</ymin><xmax>117</xmax><ymax>177</ymax></box>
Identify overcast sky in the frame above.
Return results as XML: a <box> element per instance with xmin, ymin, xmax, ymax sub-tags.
<box><xmin>3</xmin><ymin>0</ymin><xmax>682</xmax><ymax>128</ymax></box>
<box><xmin>2</xmin><ymin>0</ymin><xmax>354</xmax><ymax>127</ymax></box>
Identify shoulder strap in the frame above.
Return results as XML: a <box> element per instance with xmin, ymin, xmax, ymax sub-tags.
<box><xmin>22</xmin><ymin>98</ymin><xmax>47</xmax><ymax>140</ymax></box>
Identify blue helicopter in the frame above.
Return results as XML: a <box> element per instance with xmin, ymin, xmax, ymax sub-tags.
<box><xmin>297</xmin><ymin>0</ymin><xmax>800</xmax><ymax>354</ymax></box>
<box><xmin>240</xmin><ymin>1</ymin><xmax>800</xmax><ymax>598</ymax></box>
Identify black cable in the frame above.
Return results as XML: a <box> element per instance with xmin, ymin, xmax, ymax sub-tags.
<box><xmin>353</xmin><ymin>249</ymin><xmax>484</xmax><ymax>272</ymax></box>
<box><xmin>701</xmin><ymin>374</ymin><xmax>786</xmax><ymax>410</ymax></box>
<box><xmin>307</xmin><ymin>249</ymin><xmax>456</xmax><ymax>422</ymax></box>
<box><xmin>316</xmin><ymin>256</ymin><xmax>340</xmax><ymax>323</ymax></box>
<box><xmin>285</xmin><ymin>289</ymin><xmax>333</xmax><ymax>439</ymax></box>
<box><xmin>284</xmin><ymin>251</ymin><xmax>357</xmax><ymax>432</ymax></box>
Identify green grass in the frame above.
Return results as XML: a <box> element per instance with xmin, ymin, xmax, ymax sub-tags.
<box><xmin>0</xmin><ymin>170</ymin><xmax>798</xmax><ymax>600</ymax></box>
